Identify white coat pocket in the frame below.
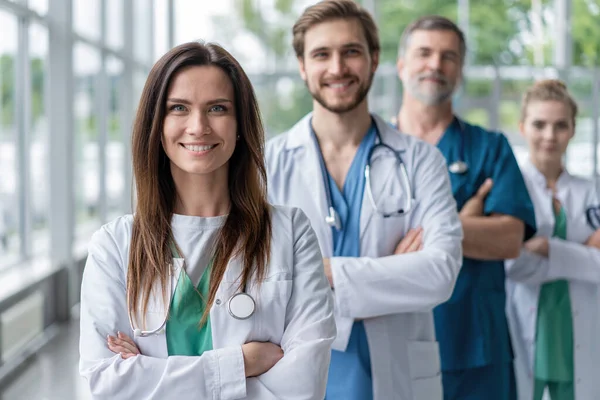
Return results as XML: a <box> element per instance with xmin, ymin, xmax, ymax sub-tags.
<box><xmin>406</xmin><ymin>340</ymin><xmax>442</xmax><ymax>400</ymax></box>
<box><xmin>250</xmin><ymin>280</ymin><xmax>293</xmax><ymax>343</ymax></box>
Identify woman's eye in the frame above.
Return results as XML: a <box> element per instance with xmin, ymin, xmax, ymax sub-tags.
<box><xmin>169</xmin><ymin>105</ymin><xmax>186</xmax><ymax>112</ymax></box>
<box><xmin>210</xmin><ymin>105</ymin><xmax>227</xmax><ymax>112</ymax></box>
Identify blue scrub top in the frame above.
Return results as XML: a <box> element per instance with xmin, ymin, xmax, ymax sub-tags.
<box><xmin>315</xmin><ymin>122</ymin><xmax>376</xmax><ymax>400</ymax></box>
<box><xmin>434</xmin><ymin>118</ymin><xmax>536</xmax><ymax>371</ymax></box>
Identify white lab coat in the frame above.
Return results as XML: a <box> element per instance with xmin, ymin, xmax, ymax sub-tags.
<box><xmin>506</xmin><ymin>160</ymin><xmax>600</xmax><ymax>400</ymax></box>
<box><xmin>265</xmin><ymin>113</ymin><xmax>463</xmax><ymax>400</ymax></box>
<box><xmin>79</xmin><ymin>206</ymin><xmax>336</xmax><ymax>400</ymax></box>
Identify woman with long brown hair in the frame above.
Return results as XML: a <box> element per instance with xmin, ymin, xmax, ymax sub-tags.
<box><xmin>79</xmin><ymin>42</ymin><xmax>335</xmax><ymax>399</ymax></box>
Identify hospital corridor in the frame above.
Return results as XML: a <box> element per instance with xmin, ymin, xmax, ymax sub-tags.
<box><xmin>1</xmin><ymin>0</ymin><xmax>600</xmax><ymax>399</ymax></box>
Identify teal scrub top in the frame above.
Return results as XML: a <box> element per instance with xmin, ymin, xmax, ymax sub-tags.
<box><xmin>166</xmin><ymin>262</ymin><xmax>213</xmax><ymax>356</ymax></box>
<box><xmin>319</xmin><ymin>121</ymin><xmax>376</xmax><ymax>400</ymax></box>
<box><xmin>434</xmin><ymin>118</ymin><xmax>537</xmax><ymax>371</ymax></box>
<box><xmin>534</xmin><ymin>206</ymin><xmax>574</xmax><ymax>381</ymax></box>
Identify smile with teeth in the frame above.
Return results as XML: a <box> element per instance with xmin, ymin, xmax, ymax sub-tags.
<box><xmin>182</xmin><ymin>143</ymin><xmax>217</xmax><ymax>152</ymax></box>
<box><xmin>326</xmin><ymin>80</ymin><xmax>354</xmax><ymax>89</ymax></box>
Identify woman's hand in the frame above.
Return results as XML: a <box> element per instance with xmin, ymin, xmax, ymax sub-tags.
<box><xmin>107</xmin><ymin>331</ymin><xmax>141</xmax><ymax>359</ymax></box>
<box><xmin>242</xmin><ymin>342</ymin><xmax>284</xmax><ymax>377</ymax></box>
<box><xmin>524</xmin><ymin>236</ymin><xmax>549</xmax><ymax>257</ymax></box>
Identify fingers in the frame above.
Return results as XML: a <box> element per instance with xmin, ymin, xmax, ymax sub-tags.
<box><xmin>107</xmin><ymin>333</ymin><xmax>140</xmax><ymax>356</ymax></box>
<box><xmin>406</xmin><ymin>230</ymin><xmax>423</xmax><ymax>252</ymax></box>
<box><xmin>107</xmin><ymin>342</ymin><xmax>132</xmax><ymax>355</ymax></box>
<box><xmin>395</xmin><ymin>228</ymin><xmax>423</xmax><ymax>254</ymax></box>
<box><xmin>117</xmin><ymin>331</ymin><xmax>138</xmax><ymax>349</ymax></box>
<box><xmin>475</xmin><ymin>178</ymin><xmax>493</xmax><ymax>199</ymax></box>
<box><xmin>395</xmin><ymin>228</ymin><xmax>417</xmax><ymax>253</ymax></box>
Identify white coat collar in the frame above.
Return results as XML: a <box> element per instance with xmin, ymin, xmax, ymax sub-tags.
<box><xmin>284</xmin><ymin>112</ymin><xmax>407</xmax><ymax>151</ymax></box>
<box><xmin>282</xmin><ymin>112</ymin><xmax>407</xmax><ymax>243</ymax></box>
<box><xmin>522</xmin><ymin>158</ymin><xmax>573</xmax><ymax>193</ymax></box>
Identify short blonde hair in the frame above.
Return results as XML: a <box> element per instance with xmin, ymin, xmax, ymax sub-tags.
<box><xmin>292</xmin><ymin>0</ymin><xmax>380</xmax><ymax>58</ymax></box>
<box><xmin>520</xmin><ymin>79</ymin><xmax>578</xmax><ymax>125</ymax></box>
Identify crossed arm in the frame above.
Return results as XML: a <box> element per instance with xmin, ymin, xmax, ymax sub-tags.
<box><xmin>457</xmin><ymin>178</ymin><xmax>525</xmax><ymax>261</ymax></box>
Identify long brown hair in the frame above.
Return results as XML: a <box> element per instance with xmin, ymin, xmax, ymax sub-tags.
<box><xmin>128</xmin><ymin>42</ymin><xmax>271</xmax><ymax>326</ymax></box>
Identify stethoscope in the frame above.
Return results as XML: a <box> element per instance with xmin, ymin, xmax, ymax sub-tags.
<box><xmin>393</xmin><ymin>116</ymin><xmax>469</xmax><ymax>175</ymax></box>
<box><xmin>586</xmin><ymin>206</ymin><xmax>600</xmax><ymax>230</ymax></box>
<box><xmin>310</xmin><ymin>121</ymin><xmax>414</xmax><ymax>232</ymax></box>
<box><xmin>129</xmin><ymin>242</ymin><xmax>256</xmax><ymax>337</ymax></box>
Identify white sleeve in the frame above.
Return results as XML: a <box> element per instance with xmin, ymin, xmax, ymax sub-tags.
<box><xmin>330</xmin><ymin>148</ymin><xmax>462</xmax><ymax>320</ymax></box>
<box><xmin>244</xmin><ymin>209</ymin><xmax>336</xmax><ymax>399</ymax></box>
<box><xmin>505</xmin><ymin>246</ymin><xmax>550</xmax><ymax>284</ymax></box>
<box><xmin>546</xmin><ymin>238</ymin><xmax>600</xmax><ymax>283</ymax></box>
<box><xmin>79</xmin><ymin>226</ymin><xmax>247</xmax><ymax>400</ymax></box>
<box><xmin>506</xmin><ymin>239</ymin><xmax>600</xmax><ymax>285</ymax></box>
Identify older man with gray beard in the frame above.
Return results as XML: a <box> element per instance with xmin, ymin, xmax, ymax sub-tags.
<box><xmin>393</xmin><ymin>16</ymin><xmax>537</xmax><ymax>400</ymax></box>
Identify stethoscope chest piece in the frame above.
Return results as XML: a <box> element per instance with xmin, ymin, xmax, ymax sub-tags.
<box><xmin>227</xmin><ymin>292</ymin><xmax>256</xmax><ymax>320</ymax></box>
<box><xmin>449</xmin><ymin>160</ymin><xmax>468</xmax><ymax>174</ymax></box>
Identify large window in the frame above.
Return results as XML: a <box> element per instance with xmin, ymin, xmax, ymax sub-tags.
<box><xmin>0</xmin><ymin>11</ymin><xmax>19</xmax><ymax>267</ymax></box>
<box><xmin>0</xmin><ymin>0</ymin><xmax>168</xmax><ymax>335</ymax></box>
<box><xmin>73</xmin><ymin>43</ymin><xmax>101</xmax><ymax>237</ymax></box>
<box><xmin>29</xmin><ymin>23</ymin><xmax>50</xmax><ymax>255</ymax></box>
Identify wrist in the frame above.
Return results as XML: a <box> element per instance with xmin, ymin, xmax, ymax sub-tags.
<box><xmin>241</xmin><ymin>345</ymin><xmax>252</xmax><ymax>378</ymax></box>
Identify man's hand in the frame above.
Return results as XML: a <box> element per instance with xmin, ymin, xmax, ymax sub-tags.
<box><xmin>323</xmin><ymin>258</ymin><xmax>333</xmax><ymax>288</ymax></box>
<box><xmin>395</xmin><ymin>228</ymin><xmax>423</xmax><ymax>254</ymax></box>
<box><xmin>460</xmin><ymin>178</ymin><xmax>493</xmax><ymax>217</ymax></box>
<box><xmin>524</xmin><ymin>236</ymin><xmax>549</xmax><ymax>257</ymax></box>
<box><xmin>585</xmin><ymin>229</ymin><xmax>600</xmax><ymax>249</ymax></box>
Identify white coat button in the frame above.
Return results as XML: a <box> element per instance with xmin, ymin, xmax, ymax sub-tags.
<box><xmin>215</xmin><ymin>299</ymin><xmax>221</xmax><ymax>305</ymax></box>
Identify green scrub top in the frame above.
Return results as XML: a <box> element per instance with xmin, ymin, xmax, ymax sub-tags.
<box><xmin>534</xmin><ymin>205</ymin><xmax>574</xmax><ymax>381</ymax></box>
<box><xmin>166</xmin><ymin>261</ymin><xmax>213</xmax><ymax>356</ymax></box>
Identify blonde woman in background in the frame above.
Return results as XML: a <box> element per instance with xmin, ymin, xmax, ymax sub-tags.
<box><xmin>506</xmin><ymin>80</ymin><xmax>600</xmax><ymax>400</ymax></box>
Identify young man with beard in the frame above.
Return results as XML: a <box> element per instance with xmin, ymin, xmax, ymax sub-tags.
<box><xmin>395</xmin><ymin>16</ymin><xmax>537</xmax><ymax>400</ymax></box>
<box><xmin>266</xmin><ymin>2</ymin><xmax>463</xmax><ymax>399</ymax></box>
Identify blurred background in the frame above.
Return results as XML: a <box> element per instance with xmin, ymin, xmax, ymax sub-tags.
<box><xmin>0</xmin><ymin>0</ymin><xmax>598</xmax><ymax>398</ymax></box>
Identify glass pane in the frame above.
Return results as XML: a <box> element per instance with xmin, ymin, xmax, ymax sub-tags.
<box><xmin>134</xmin><ymin>0</ymin><xmax>152</xmax><ymax>63</ymax></box>
<box><xmin>73</xmin><ymin>0</ymin><xmax>101</xmax><ymax>41</ymax></box>
<box><xmin>106</xmin><ymin>0</ymin><xmax>124</xmax><ymax>49</ymax></box>
<box><xmin>572</xmin><ymin>0</ymin><xmax>600</xmax><ymax>67</ymax></box>
<box><xmin>73</xmin><ymin>43</ymin><xmax>101</xmax><ymax>237</ymax></box>
<box><xmin>467</xmin><ymin>0</ymin><xmax>535</xmax><ymax>65</ymax></box>
<box><xmin>0</xmin><ymin>11</ymin><xmax>19</xmax><ymax>267</ymax></box>
<box><xmin>249</xmin><ymin>74</ymin><xmax>313</xmax><ymax>139</ymax></box>
<box><xmin>567</xmin><ymin>103</ymin><xmax>595</xmax><ymax>177</ymax></box>
<box><xmin>154</xmin><ymin>0</ymin><xmax>170</xmax><ymax>60</ymax></box>
<box><xmin>106</xmin><ymin>57</ymin><xmax>125</xmax><ymax>220</ymax></box>
<box><xmin>28</xmin><ymin>0</ymin><xmax>49</xmax><ymax>15</ymax></box>
<box><xmin>134</xmin><ymin>69</ymin><xmax>148</xmax><ymax>110</ymax></box>
<box><xmin>30</xmin><ymin>23</ymin><xmax>49</xmax><ymax>255</ymax></box>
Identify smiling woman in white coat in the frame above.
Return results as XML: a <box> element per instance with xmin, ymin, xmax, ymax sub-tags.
<box><xmin>506</xmin><ymin>80</ymin><xmax>600</xmax><ymax>400</ymax></box>
<box><xmin>78</xmin><ymin>41</ymin><xmax>336</xmax><ymax>400</ymax></box>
